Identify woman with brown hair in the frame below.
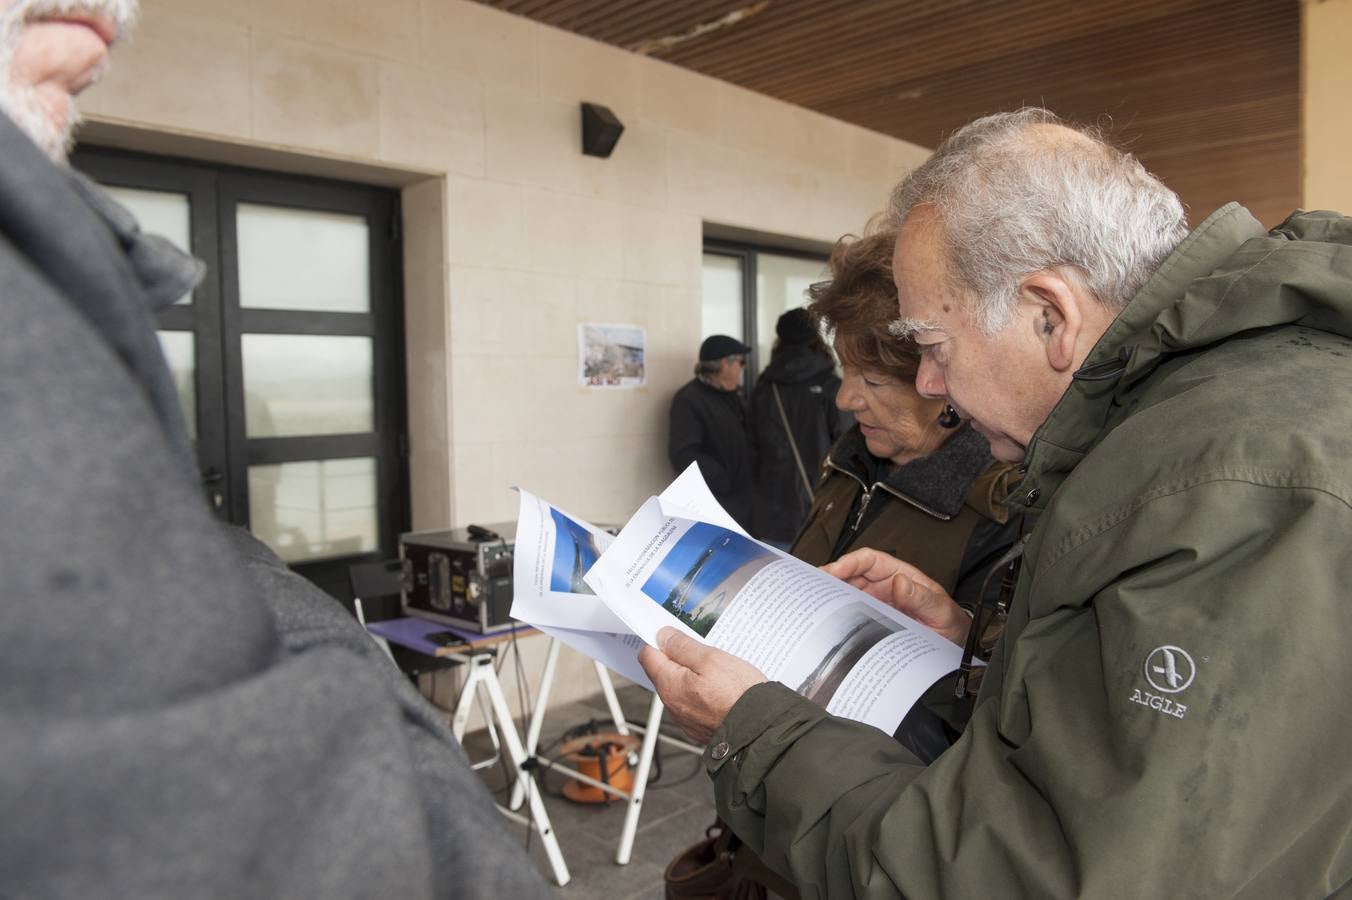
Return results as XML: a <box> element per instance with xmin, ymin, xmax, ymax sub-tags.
<box><xmin>793</xmin><ymin>229</ymin><xmax>1022</xmax><ymax>619</ymax></box>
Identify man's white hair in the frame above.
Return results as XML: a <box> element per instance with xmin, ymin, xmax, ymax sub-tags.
<box><xmin>887</xmin><ymin>108</ymin><xmax>1189</xmax><ymax>334</ymax></box>
<box><xmin>0</xmin><ymin>0</ymin><xmax>139</xmax><ymax>161</ymax></box>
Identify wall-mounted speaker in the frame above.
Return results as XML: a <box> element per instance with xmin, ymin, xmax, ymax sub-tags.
<box><xmin>581</xmin><ymin>102</ymin><xmax>624</xmax><ymax>158</ymax></box>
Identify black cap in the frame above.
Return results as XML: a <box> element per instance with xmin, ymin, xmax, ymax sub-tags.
<box><xmin>699</xmin><ymin>334</ymin><xmax>751</xmax><ymax>362</ymax></box>
<box><xmin>776</xmin><ymin>307</ymin><xmax>816</xmax><ymax>344</ymax></box>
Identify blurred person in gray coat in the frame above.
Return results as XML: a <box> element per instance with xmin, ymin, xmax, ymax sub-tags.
<box><xmin>0</xmin><ymin>1</ymin><xmax>552</xmax><ymax>897</ymax></box>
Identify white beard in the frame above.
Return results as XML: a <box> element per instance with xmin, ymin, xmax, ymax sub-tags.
<box><xmin>0</xmin><ymin>0</ymin><xmax>137</xmax><ymax>162</ymax></box>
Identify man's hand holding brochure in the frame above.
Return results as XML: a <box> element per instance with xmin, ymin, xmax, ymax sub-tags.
<box><xmin>511</xmin><ymin>464</ymin><xmax>963</xmax><ymax>741</ymax></box>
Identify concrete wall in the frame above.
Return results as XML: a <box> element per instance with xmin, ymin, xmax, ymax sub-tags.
<box><xmin>79</xmin><ymin>0</ymin><xmax>928</xmax><ymax>711</ymax></box>
<box><xmin>1304</xmin><ymin>0</ymin><xmax>1352</xmax><ymax>211</ymax></box>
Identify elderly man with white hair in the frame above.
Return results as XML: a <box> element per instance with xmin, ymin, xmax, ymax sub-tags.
<box><xmin>0</xmin><ymin>3</ymin><xmax>552</xmax><ymax>897</ymax></box>
<box><xmin>643</xmin><ymin>109</ymin><xmax>1352</xmax><ymax>898</ymax></box>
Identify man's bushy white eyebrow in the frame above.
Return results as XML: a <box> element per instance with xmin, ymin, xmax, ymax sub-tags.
<box><xmin>888</xmin><ymin>318</ymin><xmax>945</xmax><ymax>339</ymax></box>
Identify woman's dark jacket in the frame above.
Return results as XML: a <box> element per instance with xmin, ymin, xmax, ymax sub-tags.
<box><xmin>749</xmin><ymin>345</ymin><xmax>850</xmax><ymax>542</ymax></box>
<box><xmin>791</xmin><ymin>423</ymin><xmax>1024</xmax><ymax>759</ymax></box>
<box><xmin>668</xmin><ymin>377</ymin><xmax>756</xmax><ymax>531</ymax></box>
<box><xmin>792</xmin><ymin>423</ymin><xmax>1021</xmax><ymax>610</ymax></box>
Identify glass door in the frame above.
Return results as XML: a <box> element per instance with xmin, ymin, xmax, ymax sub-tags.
<box><xmin>74</xmin><ymin>149</ymin><xmax>407</xmax><ymax>597</ymax></box>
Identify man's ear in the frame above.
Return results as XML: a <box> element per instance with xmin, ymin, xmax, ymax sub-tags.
<box><xmin>1019</xmin><ymin>269</ymin><xmax>1084</xmax><ymax>373</ymax></box>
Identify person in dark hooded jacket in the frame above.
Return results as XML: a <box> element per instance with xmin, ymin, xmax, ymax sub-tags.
<box><xmin>749</xmin><ymin>308</ymin><xmax>851</xmax><ymax>546</ymax></box>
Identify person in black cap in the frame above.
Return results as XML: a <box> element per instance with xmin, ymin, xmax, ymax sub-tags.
<box><xmin>669</xmin><ymin>334</ymin><xmax>756</xmax><ymax>530</ymax></box>
<box><xmin>749</xmin><ymin>308</ymin><xmax>851</xmax><ymax>549</ymax></box>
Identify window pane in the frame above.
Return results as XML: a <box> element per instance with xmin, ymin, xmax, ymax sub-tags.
<box><xmin>701</xmin><ymin>253</ymin><xmax>744</xmax><ymax>342</ymax></box>
<box><xmin>156</xmin><ymin>330</ymin><xmax>196</xmax><ymax>439</ymax></box>
<box><xmin>108</xmin><ymin>187</ymin><xmax>192</xmax><ymax>305</ymax></box>
<box><xmin>237</xmin><ymin>203</ymin><xmax>370</xmax><ymax>312</ymax></box>
<box><xmin>756</xmin><ymin>252</ymin><xmax>828</xmax><ymax>373</ymax></box>
<box><xmin>249</xmin><ymin>457</ymin><xmax>377</xmax><ymax>563</ymax></box>
<box><xmin>241</xmin><ymin>334</ymin><xmax>373</xmax><ymax>438</ymax></box>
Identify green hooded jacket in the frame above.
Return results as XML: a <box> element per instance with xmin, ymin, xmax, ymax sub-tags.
<box><xmin>706</xmin><ymin>204</ymin><xmax>1352</xmax><ymax>899</ymax></box>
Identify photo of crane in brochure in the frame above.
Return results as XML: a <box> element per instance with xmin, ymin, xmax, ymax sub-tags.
<box><xmin>639</xmin><ymin>522</ymin><xmax>777</xmax><ymax>638</ymax></box>
<box><xmin>550</xmin><ymin>508</ymin><xmax>603</xmax><ymax>596</ymax></box>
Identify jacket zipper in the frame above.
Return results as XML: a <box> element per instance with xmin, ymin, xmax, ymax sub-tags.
<box><xmin>823</xmin><ymin>455</ymin><xmax>956</xmax><ymax>551</ymax></box>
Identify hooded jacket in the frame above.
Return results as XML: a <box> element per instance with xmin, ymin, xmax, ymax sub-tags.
<box><xmin>749</xmin><ymin>344</ymin><xmax>850</xmax><ymax>542</ymax></box>
<box><xmin>703</xmin><ymin>205</ymin><xmax>1352</xmax><ymax>898</ymax></box>
<box><xmin>0</xmin><ymin>113</ymin><xmax>551</xmax><ymax>899</ymax></box>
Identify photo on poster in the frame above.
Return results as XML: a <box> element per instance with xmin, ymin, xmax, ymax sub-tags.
<box><xmin>794</xmin><ymin>603</ymin><xmax>901</xmax><ymax>707</ymax></box>
<box><xmin>579</xmin><ymin>323</ymin><xmax>646</xmax><ymax>388</ymax></box>
<box><xmin>550</xmin><ymin>507</ymin><xmax>602</xmax><ymax>595</ymax></box>
<box><xmin>639</xmin><ymin>522</ymin><xmax>777</xmax><ymax>637</ymax></box>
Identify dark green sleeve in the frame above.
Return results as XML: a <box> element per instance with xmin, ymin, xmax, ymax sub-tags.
<box><xmin>710</xmin><ymin>482</ymin><xmax>1352</xmax><ymax>899</ymax></box>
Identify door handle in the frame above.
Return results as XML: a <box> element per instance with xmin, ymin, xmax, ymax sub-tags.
<box><xmin>201</xmin><ymin>467</ymin><xmax>224</xmax><ymax>510</ymax></box>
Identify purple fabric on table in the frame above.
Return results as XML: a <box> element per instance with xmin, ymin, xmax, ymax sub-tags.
<box><xmin>367</xmin><ymin>617</ymin><xmax>474</xmax><ymax>654</ymax></box>
<box><xmin>367</xmin><ymin>617</ymin><xmax>531</xmax><ymax>655</ymax></box>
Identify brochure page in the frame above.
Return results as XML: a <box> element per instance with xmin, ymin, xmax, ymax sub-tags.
<box><xmin>584</xmin><ymin>497</ymin><xmax>962</xmax><ymax>734</ymax></box>
<box><xmin>534</xmin><ymin>624</ymin><xmax>654</xmax><ymax>691</ymax></box>
<box><xmin>510</xmin><ymin>489</ymin><xmax>627</xmax><ymax>633</ymax></box>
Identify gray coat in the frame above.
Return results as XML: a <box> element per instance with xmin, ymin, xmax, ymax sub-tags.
<box><xmin>0</xmin><ymin>113</ymin><xmax>552</xmax><ymax>899</ymax></box>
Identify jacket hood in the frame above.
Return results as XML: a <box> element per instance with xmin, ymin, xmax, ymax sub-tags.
<box><xmin>759</xmin><ymin>344</ymin><xmax>836</xmax><ymax>385</ymax></box>
<box><xmin>1014</xmin><ymin>203</ymin><xmax>1352</xmax><ymax>512</ymax></box>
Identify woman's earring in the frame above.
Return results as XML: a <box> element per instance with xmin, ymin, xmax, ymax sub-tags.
<box><xmin>938</xmin><ymin>404</ymin><xmax>961</xmax><ymax>429</ymax></box>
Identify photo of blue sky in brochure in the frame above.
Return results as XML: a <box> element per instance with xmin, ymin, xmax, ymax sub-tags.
<box><xmin>639</xmin><ymin>522</ymin><xmax>776</xmax><ymax>637</ymax></box>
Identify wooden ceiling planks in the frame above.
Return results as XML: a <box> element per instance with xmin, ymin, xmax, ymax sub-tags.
<box><xmin>476</xmin><ymin>0</ymin><xmax>1301</xmax><ymax>227</ymax></box>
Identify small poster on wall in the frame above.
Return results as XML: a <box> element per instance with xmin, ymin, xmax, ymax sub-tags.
<box><xmin>578</xmin><ymin>323</ymin><xmax>646</xmax><ymax>388</ymax></box>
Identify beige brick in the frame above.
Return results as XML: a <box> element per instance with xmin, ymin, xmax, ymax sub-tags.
<box><xmin>446</xmin><ymin>176</ymin><xmax>524</xmax><ymax>267</ymax></box>
<box><xmin>816</xmin><ymin>175</ymin><xmax>891</xmax><ymax>238</ymax></box>
<box><xmin>484</xmin><ymin>88</ymin><xmax>581</xmax><ymax>191</ymax></box>
<box><xmin>786</xmin><ymin>106</ymin><xmax>854</xmax><ymax>177</ymax></box>
<box><xmin>450</xmin><ymin>353</ymin><xmax>575</xmax><ymax>445</ymax></box>
<box><xmin>577</xmin><ymin>118</ymin><xmax>667</xmax><ymax>206</ymax></box>
<box><xmin>82</xmin><ymin>10</ymin><xmax>251</xmax><ymax>138</ymax></box>
<box><xmin>522</xmin><ymin>188</ymin><xmax>624</xmax><ymax>278</ymax></box>
<box><xmin>138</xmin><ymin>0</ymin><xmax>254</xmax><ymax>27</ymax></box>
<box><xmin>663</xmin><ymin>287</ymin><xmax>703</xmax><ymax>360</ymax></box>
<box><xmin>576</xmin><ymin>279</ymin><xmax>663</xmax><ymax>334</ymax></box>
<box><xmin>421</xmin><ymin>0</ymin><xmax>540</xmax><ymax>94</ymax></box>
<box><xmin>447</xmin><ymin>266</ymin><xmax>574</xmax><ymax>358</ymax></box>
<box><xmin>450</xmin><ymin>440</ymin><xmax>513</xmax><ymax>523</ymax></box>
<box><xmin>537</xmin><ymin>24</ymin><xmax>640</xmax><ymax>122</ymax></box>
<box><xmin>716</xmin><ymin>81</ymin><xmax>798</xmax><ymax>165</ymax></box>
<box><xmin>252</xmin><ymin>0</ymin><xmax>420</xmax><ymax>63</ymax></box>
<box><xmin>738</xmin><ymin>161</ymin><xmax>823</xmax><ymax>238</ymax></box>
<box><xmin>638</xmin><ymin>57</ymin><xmax>721</xmax><ymax>135</ymax></box>
<box><xmin>251</xmin><ymin>32</ymin><xmax>380</xmax><ymax>158</ymax></box>
<box><xmin>665</xmin><ymin>129</ymin><xmax>747</xmax><ymax>226</ymax></box>
<box><xmin>401</xmin><ymin>178</ymin><xmax>453</xmax><ymax>530</ymax></box>
<box><xmin>379</xmin><ymin>62</ymin><xmax>484</xmax><ymax>173</ymax></box>
<box><xmin>620</xmin><ymin>207</ymin><xmax>701</xmax><ymax>287</ymax></box>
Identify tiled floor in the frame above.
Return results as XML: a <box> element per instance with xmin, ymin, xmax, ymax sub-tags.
<box><xmin>460</xmin><ymin>683</ymin><xmax>715</xmax><ymax>899</ymax></box>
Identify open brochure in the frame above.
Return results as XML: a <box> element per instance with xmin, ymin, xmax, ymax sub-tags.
<box><xmin>512</xmin><ymin>464</ymin><xmax>963</xmax><ymax>734</ymax></box>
